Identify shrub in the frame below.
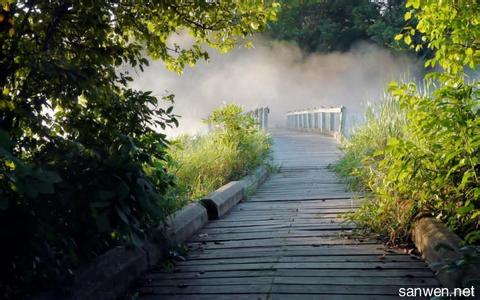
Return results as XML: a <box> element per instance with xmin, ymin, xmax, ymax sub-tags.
<box><xmin>334</xmin><ymin>95</ymin><xmax>406</xmax><ymax>191</ymax></box>
<box><xmin>336</xmin><ymin>0</ymin><xmax>480</xmax><ymax>245</ymax></box>
<box><xmin>169</xmin><ymin>104</ymin><xmax>272</xmax><ymax>201</ymax></box>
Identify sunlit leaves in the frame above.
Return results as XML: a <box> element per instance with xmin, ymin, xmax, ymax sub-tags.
<box><xmin>400</xmin><ymin>0</ymin><xmax>480</xmax><ymax>77</ymax></box>
<box><xmin>340</xmin><ymin>0</ymin><xmax>480</xmax><ymax>246</ymax></box>
<box><xmin>137</xmin><ymin>1</ymin><xmax>279</xmax><ymax>73</ymax></box>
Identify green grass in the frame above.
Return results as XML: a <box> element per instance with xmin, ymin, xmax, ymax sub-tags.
<box><xmin>167</xmin><ymin>104</ymin><xmax>272</xmax><ymax>204</ymax></box>
<box><xmin>335</xmin><ymin>94</ymin><xmax>406</xmax><ymax>191</ymax></box>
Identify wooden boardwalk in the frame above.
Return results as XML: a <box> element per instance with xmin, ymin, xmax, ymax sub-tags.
<box><xmin>137</xmin><ymin>129</ymin><xmax>440</xmax><ymax>300</ymax></box>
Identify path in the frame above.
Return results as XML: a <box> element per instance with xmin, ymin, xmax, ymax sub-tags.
<box><xmin>136</xmin><ymin>129</ymin><xmax>440</xmax><ymax>299</ymax></box>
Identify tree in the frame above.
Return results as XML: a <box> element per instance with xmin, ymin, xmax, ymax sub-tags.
<box><xmin>267</xmin><ymin>0</ymin><xmax>412</xmax><ymax>53</ymax></box>
<box><xmin>396</xmin><ymin>0</ymin><xmax>480</xmax><ymax>77</ymax></box>
<box><xmin>0</xmin><ymin>0</ymin><xmax>278</xmax><ymax>298</ymax></box>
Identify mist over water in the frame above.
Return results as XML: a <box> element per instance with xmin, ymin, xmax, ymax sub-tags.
<box><xmin>130</xmin><ymin>36</ymin><xmax>422</xmax><ymax>136</ymax></box>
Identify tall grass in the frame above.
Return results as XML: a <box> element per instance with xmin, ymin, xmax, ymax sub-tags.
<box><xmin>168</xmin><ymin>104</ymin><xmax>271</xmax><ymax>203</ymax></box>
<box><xmin>335</xmin><ymin>94</ymin><xmax>406</xmax><ymax>191</ymax></box>
<box><xmin>336</xmin><ymin>80</ymin><xmax>480</xmax><ymax>244</ymax></box>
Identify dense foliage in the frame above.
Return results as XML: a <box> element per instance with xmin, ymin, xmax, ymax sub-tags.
<box><xmin>0</xmin><ymin>0</ymin><xmax>278</xmax><ymax>298</ymax></box>
<box><xmin>267</xmin><ymin>0</ymin><xmax>409</xmax><ymax>53</ymax></box>
<box><xmin>169</xmin><ymin>104</ymin><xmax>271</xmax><ymax>202</ymax></box>
<box><xmin>336</xmin><ymin>0</ymin><xmax>480</xmax><ymax>245</ymax></box>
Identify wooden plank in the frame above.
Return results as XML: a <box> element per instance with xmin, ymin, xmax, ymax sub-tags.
<box><xmin>186</xmin><ymin>237</ymin><xmax>379</xmax><ymax>250</ymax></box>
<box><xmin>157</xmin><ymin>261</ymin><xmax>430</xmax><ymax>273</ymax></box>
<box><xmin>190</xmin><ymin>230</ymin><xmax>355</xmax><ymax>242</ymax></box>
<box><xmin>139</xmin><ymin>284</ymin><xmax>271</xmax><ymax>294</ymax></box>
<box><xmin>147</xmin><ymin>269</ymin><xmax>436</xmax><ymax>280</ymax></box>
<box><xmin>176</xmin><ymin>255</ymin><xmax>422</xmax><ymax>266</ymax></box>
<box><xmin>270</xmin><ymin>295</ymin><xmax>407</xmax><ymax>300</ymax></box>
<box><xmin>272</xmin><ymin>276</ymin><xmax>439</xmax><ymax>286</ymax></box>
<box><xmin>270</xmin><ymin>284</ymin><xmax>435</xmax><ymax>295</ymax></box>
<box><xmin>187</xmin><ymin>248</ymin><xmax>407</xmax><ymax>260</ymax></box>
<box><xmin>145</xmin><ymin>270</ymin><xmax>276</xmax><ymax>280</ymax></box>
<box><xmin>198</xmin><ymin>225</ymin><xmax>357</xmax><ymax>235</ymax></box>
<box><xmin>144</xmin><ymin>276</ymin><xmax>273</xmax><ymax>286</ymax></box>
<box><xmin>140</xmin><ymin>295</ymin><xmax>268</xmax><ymax>300</ymax></box>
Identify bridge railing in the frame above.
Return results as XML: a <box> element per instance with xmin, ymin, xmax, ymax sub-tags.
<box><xmin>286</xmin><ymin>106</ymin><xmax>346</xmax><ymax>138</ymax></box>
<box><xmin>247</xmin><ymin>107</ymin><xmax>269</xmax><ymax>129</ymax></box>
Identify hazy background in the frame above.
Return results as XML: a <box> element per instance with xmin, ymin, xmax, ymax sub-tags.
<box><xmin>130</xmin><ymin>36</ymin><xmax>422</xmax><ymax>136</ymax></box>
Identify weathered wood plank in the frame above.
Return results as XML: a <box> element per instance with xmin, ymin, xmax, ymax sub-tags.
<box><xmin>270</xmin><ymin>295</ymin><xmax>412</xmax><ymax>300</ymax></box>
<box><xmin>143</xmin><ymin>275</ymin><xmax>438</xmax><ymax>287</ymax></box>
<box><xmin>139</xmin><ymin>284</ymin><xmax>271</xmax><ymax>294</ymax></box>
<box><xmin>140</xmin><ymin>295</ymin><xmax>268</xmax><ymax>300</ymax></box>
<box><xmin>270</xmin><ymin>284</ymin><xmax>438</xmax><ymax>295</ymax></box>
<box><xmin>157</xmin><ymin>261</ymin><xmax>430</xmax><ymax>273</ymax></box>
<box><xmin>175</xmin><ymin>255</ymin><xmax>422</xmax><ymax>266</ymax></box>
<box><xmin>146</xmin><ymin>269</ymin><xmax>437</xmax><ymax>280</ymax></box>
<box><xmin>186</xmin><ymin>237</ymin><xmax>379</xmax><ymax>250</ymax></box>
<box><xmin>190</xmin><ymin>230</ymin><xmax>355</xmax><ymax>242</ymax></box>
<box><xmin>187</xmin><ymin>248</ymin><xmax>408</xmax><ymax>260</ymax></box>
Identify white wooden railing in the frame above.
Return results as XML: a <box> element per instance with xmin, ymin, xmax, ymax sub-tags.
<box><xmin>286</xmin><ymin>106</ymin><xmax>346</xmax><ymax>138</ymax></box>
<box><xmin>247</xmin><ymin>107</ymin><xmax>269</xmax><ymax>129</ymax></box>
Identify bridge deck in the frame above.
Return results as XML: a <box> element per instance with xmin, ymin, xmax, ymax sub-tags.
<box><xmin>137</xmin><ymin>129</ymin><xmax>440</xmax><ymax>300</ymax></box>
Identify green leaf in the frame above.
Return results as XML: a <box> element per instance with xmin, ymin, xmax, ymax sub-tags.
<box><xmin>404</xmin><ymin>11</ymin><xmax>412</xmax><ymax>21</ymax></box>
<box><xmin>404</xmin><ymin>35</ymin><xmax>412</xmax><ymax>45</ymax></box>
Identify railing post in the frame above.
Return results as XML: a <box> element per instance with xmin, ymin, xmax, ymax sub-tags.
<box><xmin>339</xmin><ymin>106</ymin><xmax>346</xmax><ymax>137</ymax></box>
<box><xmin>261</xmin><ymin>108</ymin><xmax>265</xmax><ymax>129</ymax></box>
<box><xmin>330</xmin><ymin>112</ymin><xmax>335</xmax><ymax>135</ymax></box>
<box><xmin>264</xmin><ymin>107</ymin><xmax>269</xmax><ymax>129</ymax></box>
<box><xmin>247</xmin><ymin>107</ymin><xmax>269</xmax><ymax>130</ymax></box>
<box><xmin>322</xmin><ymin>112</ymin><xmax>327</xmax><ymax>133</ymax></box>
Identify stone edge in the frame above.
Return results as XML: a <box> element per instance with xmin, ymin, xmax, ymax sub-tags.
<box><xmin>411</xmin><ymin>217</ymin><xmax>480</xmax><ymax>289</ymax></box>
<box><xmin>200</xmin><ymin>165</ymin><xmax>268</xmax><ymax>219</ymax></box>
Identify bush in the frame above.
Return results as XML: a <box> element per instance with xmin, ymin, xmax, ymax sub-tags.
<box><xmin>335</xmin><ymin>0</ymin><xmax>480</xmax><ymax>245</ymax></box>
<box><xmin>343</xmin><ymin>81</ymin><xmax>479</xmax><ymax>244</ymax></box>
<box><xmin>168</xmin><ymin>104</ymin><xmax>272</xmax><ymax>201</ymax></box>
<box><xmin>334</xmin><ymin>95</ymin><xmax>406</xmax><ymax>191</ymax></box>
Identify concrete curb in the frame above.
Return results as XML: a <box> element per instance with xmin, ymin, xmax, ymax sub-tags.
<box><xmin>238</xmin><ymin>166</ymin><xmax>269</xmax><ymax>196</ymax></box>
<box><xmin>72</xmin><ymin>246</ymin><xmax>151</xmax><ymax>300</ymax></box>
<box><xmin>37</xmin><ymin>165</ymin><xmax>269</xmax><ymax>300</ymax></box>
<box><xmin>71</xmin><ymin>203</ymin><xmax>208</xmax><ymax>300</ymax></box>
<box><xmin>165</xmin><ymin>202</ymin><xmax>208</xmax><ymax>245</ymax></box>
<box><xmin>412</xmin><ymin>217</ymin><xmax>480</xmax><ymax>288</ymax></box>
<box><xmin>201</xmin><ymin>181</ymin><xmax>245</xmax><ymax>219</ymax></box>
<box><xmin>201</xmin><ymin>165</ymin><xmax>269</xmax><ymax>219</ymax></box>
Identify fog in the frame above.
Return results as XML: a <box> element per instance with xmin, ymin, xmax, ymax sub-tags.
<box><xmin>130</xmin><ymin>36</ymin><xmax>422</xmax><ymax>136</ymax></box>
